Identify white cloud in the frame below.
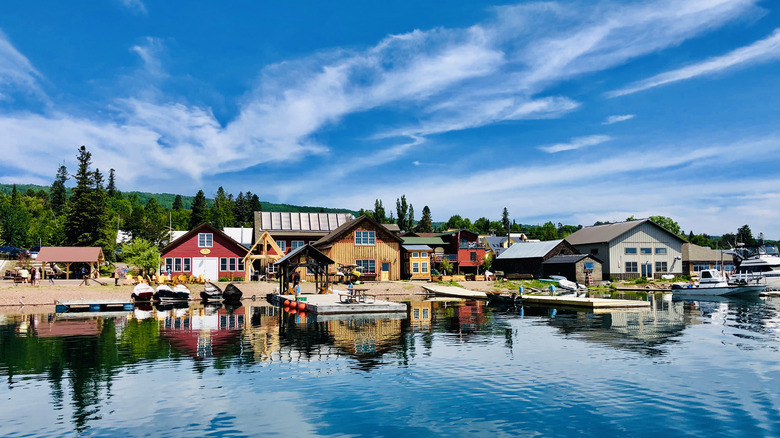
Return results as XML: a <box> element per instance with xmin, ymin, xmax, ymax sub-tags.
<box><xmin>119</xmin><ymin>0</ymin><xmax>147</xmax><ymax>15</ymax></box>
<box><xmin>0</xmin><ymin>31</ymin><xmax>46</xmax><ymax>101</ymax></box>
<box><xmin>608</xmin><ymin>28</ymin><xmax>780</xmax><ymax>97</ymax></box>
<box><xmin>603</xmin><ymin>114</ymin><xmax>635</xmax><ymax>125</ymax></box>
<box><xmin>539</xmin><ymin>135</ymin><xmax>611</xmax><ymax>153</ymax></box>
<box><xmin>130</xmin><ymin>37</ymin><xmax>167</xmax><ymax>78</ymax></box>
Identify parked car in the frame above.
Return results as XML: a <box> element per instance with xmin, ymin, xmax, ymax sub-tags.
<box><xmin>29</xmin><ymin>245</ymin><xmax>40</xmax><ymax>260</ymax></box>
<box><xmin>0</xmin><ymin>245</ymin><xmax>29</xmax><ymax>258</ymax></box>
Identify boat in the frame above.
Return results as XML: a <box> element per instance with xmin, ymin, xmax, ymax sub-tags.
<box><xmin>222</xmin><ymin>283</ymin><xmax>243</xmax><ymax>302</ymax></box>
<box><xmin>422</xmin><ymin>284</ymin><xmax>487</xmax><ymax>299</ymax></box>
<box><xmin>200</xmin><ymin>282</ymin><xmax>223</xmax><ymax>301</ymax></box>
<box><xmin>486</xmin><ymin>292</ymin><xmax>521</xmax><ymax>306</ymax></box>
<box><xmin>548</xmin><ymin>275</ymin><xmax>587</xmax><ymax>292</ymax></box>
<box><xmin>672</xmin><ymin>268</ymin><xmax>765</xmax><ymax>297</ymax></box>
<box><xmin>131</xmin><ymin>283</ymin><xmax>155</xmax><ymax>302</ymax></box>
<box><xmin>153</xmin><ymin>284</ymin><xmax>190</xmax><ymax>302</ymax></box>
<box><xmin>729</xmin><ymin>244</ymin><xmax>780</xmax><ymax>291</ymax></box>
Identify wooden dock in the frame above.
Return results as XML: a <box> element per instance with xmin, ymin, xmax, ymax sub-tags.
<box><xmin>270</xmin><ymin>293</ymin><xmax>407</xmax><ymax>315</ymax></box>
<box><xmin>55</xmin><ymin>299</ymin><xmax>134</xmax><ymax>313</ymax></box>
<box><xmin>520</xmin><ymin>295</ymin><xmax>650</xmax><ymax>309</ymax></box>
<box><xmin>422</xmin><ymin>285</ymin><xmax>488</xmax><ymax>299</ymax></box>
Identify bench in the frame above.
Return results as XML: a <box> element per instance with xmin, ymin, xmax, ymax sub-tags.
<box><xmin>13</xmin><ymin>276</ymin><xmax>24</xmax><ymax>285</ymax></box>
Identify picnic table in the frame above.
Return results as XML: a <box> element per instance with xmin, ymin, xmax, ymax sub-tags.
<box><xmin>339</xmin><ymin>287</ymin><xmax>375</xmax><ymax>304</ymax></box>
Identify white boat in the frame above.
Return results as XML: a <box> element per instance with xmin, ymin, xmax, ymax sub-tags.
<box><xmin>422</xmin><ymin>285</ymin><xmax>487</xmax><ymax>299</ymax></box>
<box><xmin>730</xmin><ymin>244</ymin><xmax>780</xmax><ymax>291</ymax></box>
<box><xmin>548</xmin><ymin>275</ymin><xmax>587</xmax><ymax>292</ymax></box>
<box><xmin>672</xmin><ymin>269</ymin><xmax>765</xmax><ymax>297</ymax></box>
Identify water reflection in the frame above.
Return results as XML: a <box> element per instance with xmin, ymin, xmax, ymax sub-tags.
<box><xmin>1</xmin><ymin>294</ymin><xmax>780</xmax><ymax>435</ymax></box>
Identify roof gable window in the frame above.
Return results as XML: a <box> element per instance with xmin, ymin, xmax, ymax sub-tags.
<box><xmin>355</xmin><ymin>230</ymin><xmax>376</xmax><ymax>246</ymax></box>
<box><xmin>198</xmin><ymin>233</ymin><xmax>213</xmax><ymax>248</ymax></box>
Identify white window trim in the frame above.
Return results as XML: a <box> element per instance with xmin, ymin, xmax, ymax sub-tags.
<box><xmin>198</xmin><ymin>233</ymin><xmax>213</xmax><ymax>248</ymax></box>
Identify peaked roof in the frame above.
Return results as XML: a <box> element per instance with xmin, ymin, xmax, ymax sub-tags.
<box><xmin>314</xmin><ymin>215</ymin><xmax>404</xmax><ymax>246</ymax></box>
<box><xmin>160</xmin><ymin>222</ymin><xmax>247</xmax><ymax>254</ymax></box>
<box><xmin>565</xmin><ymin>219</ymin><xmax>686</xmax><ymax>245</ymax></box>
<box><xmin>257</xmin><ymin>211</ymin><xmax>353</xmax><ymax>232</ymax></box>
<box><xmin>496</xmin><ymin>240</ymin><xmax>565</xmax><ymax>259</ymax></box>
<box><xmin>274</xmin><ymin>243</ymin><xmax>334</xmax><ymax>266</ymax></box>
<box><xmin>541</xmin><ymin>254</ymin><xmax>603</xmax><ymax>264</ymax></box>
<box><xmin>37</xmin><ymin>247</ymin><xmax>105</xmax><ymax>263</ymax></box>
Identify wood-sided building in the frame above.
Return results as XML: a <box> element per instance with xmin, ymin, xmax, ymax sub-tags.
<box><xmin>160</xmin><ymin>223</ymin><xmax>249</xmax><ymax>282</ymax></box>
<box><xmin>253</xmin><ymin>211</ymin><xmax>353</xmax><ymax>255</ymax></box>
<box><xmin>493</xmin><ymin>239</ymin><xmax>579</xmax><ymax>279</ymax></box>
<box><xmin>314</xmin><ymin>215</ymin><xmax>403</xmax><ymax>281</ymax></box>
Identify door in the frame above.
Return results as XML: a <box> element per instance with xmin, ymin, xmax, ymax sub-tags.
<box><xmin>193</xmin><ymin>257</ymin><xmax>219</xmax><ymax>282</ymax></box>
<box><xmin>641</xmin><ymin>262</ymin><xmax>652</xmax><ymax>278</ymax></box>
<box><xmin>381</xmin><ymin>262</ymin><xmax>390</xmax><ymax>281</ymax></box>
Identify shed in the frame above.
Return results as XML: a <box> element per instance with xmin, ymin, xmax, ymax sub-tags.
<box><xmin>275</xmin><ymin>244</ymin><xmax>334</xmax><ymax>294</ymax></box>
<box><xmin>37</xmin><ymin>246</ymin><xmax>106</xmax><ymax>280</ymax></box>
<box><xmin>541</xmin><ymin>254</ymin><xmax>603</xmax><ymax>285</ymax></box>
<box><xmin>493</xmin><ymin>240</ymin><xmax>579</xmax><ymax>279</ymax></box>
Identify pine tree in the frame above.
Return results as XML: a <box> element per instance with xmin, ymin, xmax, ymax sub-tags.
<box><xmin>416</xmin><ymin>206</ymin><xmax>433</xmax><ymax>233</ymax></box>
<box><xmin>210</xmin><ymin>186</ymin><xmax>234</xmax><ymax>228</ymax></box>
<box><xmin>373</xmin><ymin>199</ymin><xmax>386</xmax><ymax>223</ymax></box>
<box><xmin>107</xmin><ymin>168</ymin><xmax>119</xmax><ymax>198</ymax></box>
<box><xmin>408</xmin><ymin>204</ymin><xmax>415</xmax><ymax>230</ymax></box>
<box><xmin>502</xmin><ymin>207</ymin><xmax>510</xmax><ymax>234</ymax></box>
<box><xmin>396</xmin><ymin>195</ymin><xmax>410</xmax><ymax>232</ymax></box>
<box><xmin>247</xmin><ymin>192</ymin><xmax>262</xmax><ymax>215</ymax></box>
<box><xmin>50</xmin><ymin>165</ymin><xmax>69</xmax><ymax>217</ymax></box>
<box><xmin>190</xmin><ymin>190</ymin><xmax>209</xmax><ymax>229</ymax></box>
<box><xmin>65</xmin><ymin>146</ymin><xmax>109</xmax><ymax>246</ymax></box>
<box><xmin>172</xmin><ymin>195</ymin><xmax>183</xmax><ymax>210</ymax></box>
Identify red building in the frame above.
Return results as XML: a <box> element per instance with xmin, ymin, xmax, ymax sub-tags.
<box><xmin>160</xmin><ymin>223</ymin><xmax>249</xmax><ymax>282</ymax></box>
<box><xmin>437</xmin><ymin>229</ymin><xmax>487</xmax><ymax>274</ymax></box>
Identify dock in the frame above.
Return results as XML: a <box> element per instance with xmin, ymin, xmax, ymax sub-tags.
<box><xmin>55</xmin><ymin>299</ymin><xmax>134</xmax><ymax>313</ymax></box>
<box><xmin>269</xmin><ymin>293</ymin><xmax>407</xmax><ymax>315</ymax></box>
<box><xmin>422</xmin><ymin>285</ymin><xmax>488</xmax><ymax>299</ymax></box>
<box><xmin>520</xmin><ymin>295</ymin><xmax>651</xmax><ymax>309</ymax></box>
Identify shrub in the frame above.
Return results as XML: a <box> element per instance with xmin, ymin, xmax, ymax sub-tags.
<box><xmin>232</xmin><ymin>277</ymin><xmax>243</xmax><ymax>281</ymax></box>
<box><xmin>218</xmin><ymin>276</ymin><xmax>231</xmax><ymax>282</ymax></box>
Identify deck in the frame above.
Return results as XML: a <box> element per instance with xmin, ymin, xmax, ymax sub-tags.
<box><xmin>520</xmin><ymin>295</ymin><xmax>651</xmax><ymax>309</ymax></box>
<box><xmin>55</xmin><ymin>299</ymin><xmax>134</xmax><ymax>313</ymax></box>
<box><xmin>270</xmin><ymin>293</ymin><xmax>407</xmax><ymax>315</ymax></box>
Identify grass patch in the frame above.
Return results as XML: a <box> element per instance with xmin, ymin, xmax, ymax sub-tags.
<box><xmin>437</xmin><ymin>280</ymin><xmax>462</xmax><ymax>287</ymax></box>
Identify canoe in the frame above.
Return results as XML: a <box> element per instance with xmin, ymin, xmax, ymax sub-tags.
<box><xmin>200</xmin><ymin>282</ymin><xmax>223</xmax><ymax>301</ymax></box>
<box><xmin>131</xmin><ymin>283</ymin><xmax>155</xmax><ymax>302</ymax></box>
<box><xmin>154</xmin><ymin>284</ymin><xmax>190</xmax><ymax>302</ymax></box>
<box><xmin>422</xmin><ymin>285</ymin><xmax>487</xmax><ymax>299</ymax></box>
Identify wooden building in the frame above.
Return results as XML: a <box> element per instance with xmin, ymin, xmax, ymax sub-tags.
<box><xmin>541</xmin><ymin>254</ymin><xmax>603</xmax><ymax>285</ymax></box>
<box><xmin>36</xmin><ymin>246</ymin><xmax>105</xmax><ymax>280</ymax></box>
<box><xmin>493</xmin><ymin>239</ymin><xmax>579</xmax><ymax>279</ymax></box>
<box><xmin>401</xmin><ymin>244</ymin><xmax>432</xmax><ymax>280</ymax></box>
<box><xmin>314</xmin><ymin>215</ymin><xmax>403</xmax><ymax>281</ymax></box>
<box><xmin>565</xmin><ymin>219</ymin><xmax>685</xmax><ymax>280</ymax></box>
<box><xmin>437</xmin><ymin>229</ymin><xmax>487</xmax><ymax>274</ymax></box>
<box><xmin>682</xmin><ymin>243</ymin><xmax>735</xmax><ymax>278</ymax></box>
<box><xmin>160</xmin><ymin>223</ymin><xmax>249</xmax><ymax>282</ymax></box>
<box><xmin>253</xmin><ymin>211</ymin><xmax>353</xmax><ymax>255</ymax></box>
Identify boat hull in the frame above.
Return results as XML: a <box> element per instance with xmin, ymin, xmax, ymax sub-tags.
<box><xmin>672</xmin><ymin>284</ymin><xmax>765</xmax><ymax>297</ymax></box>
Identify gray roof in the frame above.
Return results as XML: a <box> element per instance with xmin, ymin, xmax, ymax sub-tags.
<box><xmin>483</xmin><ymin>236</ymin><xmax>509</xmax><ymax>250</ymax></box>
<box><xmin>258</xmin><ymin>211</ymin><xmax>353</xmax><ymax>232</ymax></box>
<box><xmin>565</xmin><ymin>219</ymin><xmax>685</xmax><ymax>246</ymax></box>
<box><xmin>496</xmin><ymin>240</ymin><xmax>564</xmax><ymax>259</ymax></box>
<box><xmin>402</xmin><ymin>245</ymin><xmax>432</xmax><ymax>251</ymax></box>
<box><xmin>682</xmin><ymin>243</ymin><xmax>733</xmax><ymax>263</ymax></box>
<box><xmin>541</xmin><ymin>254</ymin><xmax>602</xmax><ymax>265</ymax></box>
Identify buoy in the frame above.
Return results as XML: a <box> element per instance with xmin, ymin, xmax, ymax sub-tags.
<box><xmin>283</xmin><ymin>305</ymin><xmax>290</xmax><ymax>312</ymax></box>
<box><xmin>289</xmin><ymin>308</ymin><xmax>297</xmax><ymax>314</ymax></box>
<box><xmin>297</xmin><ymin>302</ymin><xmax>306</xmax><ymax>311</ymax></box>
<box><xmin>283</xmin><ymin>299</ymin><xmax>290</xmax><ymax>306</ymax></box>
<box><xmin>298</xmin><ymin>311</ymin><xmax>306</xmax><ymax>318</ymax></box>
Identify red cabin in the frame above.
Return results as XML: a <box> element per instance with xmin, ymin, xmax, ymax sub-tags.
<box><xmin>160</xmin><ymin>223</ymin><xmax>250</xmax><ymax>282</ymax></box>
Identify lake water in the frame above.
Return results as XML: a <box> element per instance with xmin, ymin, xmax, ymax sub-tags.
<box><xmin>2</xmin><ymin>295</ymin><xmax>780</xmax><ymax>437</ymax></box>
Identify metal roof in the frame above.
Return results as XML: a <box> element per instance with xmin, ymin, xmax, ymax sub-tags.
<box><xmin>402</xmin><ymin>245</ymin><xmax>432</xmax><ymax>251</ymax></box>
<box><xmin>483</xmin><ymin>236</ymin><xmax>509</xmax><ymax>250</ymax></box>
<box><xmin>401</xmin><ymin>236</ymin><xmax>447</xmax><ymax>246</ymax></box>
<box><xmin>274</xmin><ymin>244</ymin><xmax>334</xmax><ymax>266</ymax></box>
<box><xmin>541</xmin><ymin>254</ymin><xmax>602</xmax><ymax>264</ymax></box>
<box><xmin>496</xmin><ymin>240</ymin><xmax>564</xmax><ymax>259</ymax></box>
<box><xmin>565</xmin><ymin>219</ymin><xmax>686</xmax><ymax>245</ymax></box>
<box><xmin>37</xmin><ymin>246</ymin><xmax>105</xmax><ymax>263</ymax></box>
<box><xmin>258</xmin><ymin>212</ymin><xmax>352</xmax><ymax>232</ymax></box>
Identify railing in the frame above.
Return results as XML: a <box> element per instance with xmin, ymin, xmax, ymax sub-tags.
<box><xmin>459</xmin><ymin>243</ymin><xmax>486</xmax><ymax>250</ymax></box>
<box><xmin>433</xmin><ymin>254</ymin><xmax>458</xmax><ymax>262</ymax></box>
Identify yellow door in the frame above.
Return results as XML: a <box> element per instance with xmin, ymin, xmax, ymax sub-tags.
<box><xmin>381</xmin><ymin>262</ymin><xmax>390</xmax><ymax>281</ymax></box>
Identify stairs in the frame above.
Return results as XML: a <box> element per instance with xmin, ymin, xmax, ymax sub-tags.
<box><xmin>586</xmin><ymin>272</ymin><xmax>594</xmax><ymax>286</ymax></box>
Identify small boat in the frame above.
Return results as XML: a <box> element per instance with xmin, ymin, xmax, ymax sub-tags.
<box><xmin>672</xmin><ymin>269</ymin><xmax>765</xmax><ymax>297</ymax></box>
<box><xmin>223</xmin><ymin>283</ymin><xmax>243</xmax><ymax>302</ymax></box>
<box><xmin>200</xmin><ymin>282</ymin><xmax>223</xmax><ymax>301</ymax></box>
<box><xmin>153</xmin><ymin>284</ymin><xmax>190</xmax><ymax>302</ymax></box>
<box><xmin>131</xmin><ymin>283</ymin><xmax>155</xmax><ymax>302</ymax></box>
<box><xmin>422</xmin><ymin>284</ymin><xmax>487</xmax><ymax>299</ymax></box>
<box><xmin>548</xmin><ymin>275</ymin><xmax>587</xmax><ymax>292</ymax></box>
<box><xmin>486</xmin><ymin>292</ymin><xmax>521</xmax><ymax>306</ymax></box>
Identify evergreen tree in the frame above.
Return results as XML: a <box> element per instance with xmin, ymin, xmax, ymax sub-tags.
<box><xmin>65</xmin><ymin>146</ymin><xmax>109</xmax><ymax>247</ymax></box>
<box><xmin>143</xmin><ymin>197</ymin><xmax>170</xmax><ymax>246</ymax></box>
<box><xmin>408</xmin><ymin>204</ymin><xmax>415</xmax><ymax>230</ymax></box>
<box><xmin>416</xmin><ymin>206</ymin><xmax>434</xmax><ymax>233</ymax></box>
<box><xmin>247</xmin><ymin>192</ymin><xmax>262</xmax><ymax>214</ymax></box>
<box><xmin>501</xmin><ymin>207</ymin><xmax>510</xmax><ymax>234</ymax></box>
<box><xmin>50</xmin><ymin>165</ymin><xmax>69</xmax><ymax>217</ymax></box>
<box><xmin>190</xmin><ymin>190</ymin><xmax>209</xmax><ymax>229</ymax></box>
<box><xmin>106</xmin><ymin>168</ymin><xmax>118</xmax><ymax>198</ymax></box>
<box><xmin>373</xmin><ymin>199</ymin><xmax>386</xmax><ymax>223</ymax></box>
<box><xmin>172</xmin><ymin>195</ymin><xmax>183</xmax><ymax>211</ymax></box>
<box><xmin>210</xmin><ymin>186</ymin><xmax>235</xmax><ymax>228</ymax></box>
<box><xmin>395</xmin><ymin>195</ymin><xmax>410</xmax><ymax>232</ymax></box>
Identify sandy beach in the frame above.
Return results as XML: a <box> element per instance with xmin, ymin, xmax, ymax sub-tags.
<box><xmin>0</xmin><ymin>278</ymin><xmax>498</xmax><ymax>314</ymax></box>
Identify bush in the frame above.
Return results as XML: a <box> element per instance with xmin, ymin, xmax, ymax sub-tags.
<box><xmin>218</xmin><ymin>276</ymin><xmax>231</xmax><ymax>282</ymax></box>
<box><xmin>232</xmin><ymin>277</ymin><xmax>243</xmax><ymax>281</ymax></box>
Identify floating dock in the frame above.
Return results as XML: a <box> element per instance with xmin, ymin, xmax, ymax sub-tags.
<box><xmin>520</xmin><ymin>295</ymin><xmax>651</xmax><ymax>309</ymax></box>
<box><xmin>270</xmin><ymin>293</ymin><xmax>407</xmax><ymax>315</ymax></box>
<box><xmin>422</xmin><ymin>285</ymin><xmax>488</xmax><ymax>299</ymax></box>
<box><xmin>55</xmin><ymin>299</ymin><xmax>134</xmax><ymax>313</ymax></box>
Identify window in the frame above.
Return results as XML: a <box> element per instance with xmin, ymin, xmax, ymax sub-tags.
<box><xmin>413</xmin><ymin>308</ymin><xmax>420</xmax><ymax>319</ymax></box>
<box><xmin>640</xmin><ymin>247</ymin><xmax>652</xmax><ymax>255</ymax></box>
<box><xmin>625</xmin><ymin>248</ymin><xmax>637</xmax><ymax>254</ymax></box>
<box><xmin>656</xmin><ymin>261</ymin><xmax>668</xmax><ymax>272</ymax></box>
<box><xmin>174</xmin><ymin>258</ymin><xmax>182</xmax><ymax>272</ymax></box>
<box><xmin>355</xmin><ymin>230</ymin><xmax>375</xmax><ymax>245</ymax></box>
<box><xmin>355</xmin><ymin>259</ymin><xmax>376</xmax><ymax>273</ymax></box>
<box><xmin>267</xmin><ymin>264</ymin><xmax>278</xmax><ymax>274</ymax></box>
<box><xmin>198</xmin><ymin>233</ymin><xmax>213</xmax><ymax>247</ymax></box>
<box><xmin>422</xmin><ymin>262</ymin><xmax>429</xmax><ymax>273</ymax></box>
<box><xmin>412</xmin><ymin>252</ymin><xmax>419</xmax><ymax>258</ymax></box>
<box><xmin>420</xmin><ymin>252</ymin><xmax>427</xmax><ymax>258</ymax></box>
<box><xmin>655</xmin><ymin>247</ymin><xmax>667</xmax><ymax>255</ymax></box>
<box><xmin>584</xmin><ymin>262</ymin><xmax>594</xmax><ymax>270</ymax></box>
<box><xmin>412</xmin><ymin>262</ymin><xmax>419</xmax><ymax>273</ymax></box>
<box><xmin>183</xmin><ymin>258</ymin><xmax>191</xmax><ymax>272</ymax></box>
<box><xmin>626</xmin><ymin>261</ymin><xmax>638</xmax><ymax>273</ymax></box>
<box><xmin>470</xmin><ymin>252</ymin><xmax>477</xmax><ymax>261</ymax></box>
<box><xmin>238</xmin><ymin>258</ymin><xmax>244</xmax><ymax>271</ymax></box>
<box><xmin>229</xmin><ymin>258</ymin><xmax>237</xmax><ymax>271</ymax></box>
<box><xmin>220</xmin><ymin>258</ymin><xmax>228</xmax><ymax>271</ymax></box>
<box><xmin>291</xmin><ymin>240</ymin><xmax>305</xmax><ymax>250</ymax></box>
<box><xmin>422</xmin><ymin>308</ymin><xmax>429</xmax><ymax>319</ymax></box>
<box><xmin>590</xmin><ymin>248</ymin><xmax>599</xmax><ymax>255</ymax></box>
<box><xmin>165</xmin><ymin>258</ymin><xmax>173</xmax><ymax>272</ymax></box>
<box><xmin>276</xmin><ymin>240</ymin><xmax>286</xmax><ymax>252</ymax></box>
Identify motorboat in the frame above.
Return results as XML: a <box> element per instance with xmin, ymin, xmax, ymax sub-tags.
<box><xmin>672</xmin><ymin>269</ymin><xmax>765</xmax><ymax>297</ymax></box>
<box><xmin>730</xmin><ymin>244</ymin><xmax>780</xmax><ymax>291</ymax></box>
<box><xmin>131</xmin><ymin>283</ymin><xmax>155</xmax><ymax>302</ymax></box>
<box><xmin>549</xmin><ymin>275</ymin><xmax>587</xmax><ymax>292</ymax></box>
<box><xmin>153</xmin><ymin>284</ymin><xmax>190</xmax><ymax>302</ymax></box>
<box><xmin>200</xmin><ymin>282</ymin><xmax>223</xmax><ymax>301</ymax></box>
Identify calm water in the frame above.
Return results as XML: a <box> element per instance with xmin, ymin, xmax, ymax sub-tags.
<box><xmin>2</xmin><ymin>295</ymin><xmax>780</xmax><ymax>437</ymax></box>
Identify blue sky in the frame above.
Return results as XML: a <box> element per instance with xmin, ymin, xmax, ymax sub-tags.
<box><xmin>1</xmin><ymin>0</ymin><xmax>780</xmax><ymax>237</ymax></box>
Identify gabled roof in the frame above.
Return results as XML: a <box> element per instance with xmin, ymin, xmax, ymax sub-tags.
<box><xmin>382</xmin><ymin>223</ymin><xmax>400</xmax><ymax>232</ymax></box>
<box><xmin>483</xmin><ymin>236</ymin><xmax>509</xmax><ymax>249</ymax></box>
<box><xmin>564</xmin><ymin>219</ymin><xmax>686</xmax><ymax>246</ymax></box>
<box><xmin>314</xmin><ymin>215</ymin><xmax>404</xmax><ymax>246</ymax></box>
<box><xmin>274</xmin><ymin>243</ymin><xmax>334</xmax><ymax>266</ymax></box>
<box><xmin>37</xmin><ymin>247</ymin><xmax>105</xmax><ymax>263</ymax></box>
<box><xmin>257</xmin><ymin>211</ymin><xmax>353</xmax><ymax>232</ymax></box>
<box><xmin>223</xmin><ymin>227</ymin><xmax>254</xmax><ymax>246</ymax></box>
<box><xmin>160</xmin><ymin>222</ymin><xmax>247</xmax><ymax>255</ymax></box>
<box><xmin>541</xmin><ymin>254</ymin><xmax>603</xmax><ymax>265</ymax></box>
<box><xmin>401</xmin><ymin>236</ymin><xmax>448</xmax><ymax>246</ymax></box>
<box><xmin>496</xmin><ymin>240</ymin><xmax>565</xmax><ymax>259</ymax></box>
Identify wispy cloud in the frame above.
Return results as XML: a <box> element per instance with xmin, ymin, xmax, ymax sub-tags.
<box><xmin>119</xmin><ymin>0</ymin><xmax>147</xmax><ymax>15</ymax></box>
<box><xmin>603</xmin><ymin>114</ymin><xmax>635</xmax><ymax>125</ymax></box>
<box><xmin>539</xmin><ymin>135</ymin><xmax>611</xmax><ymax>153</ymax></box>
<box><xmin>130</xmin><ymin>37</ymin><xmax>167</xmax><ymax>78</ymax></box>
<box><xmin>0</xmin><ymin>31</ymin><xmax>46</xmax><ymax>101</ymax></box>
<box><xmin>608</xmin><ymin>28</ymin><xmax>780</xmax><ymax>97</ymax></box>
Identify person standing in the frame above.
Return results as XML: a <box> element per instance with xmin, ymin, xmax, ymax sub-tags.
<box><xmin>20</xmin><ymin>268</ymin><xmax>29</xmax><ymax>285</ymax></box>
<box><xmin>32</xmin><ymin>267</ymin><xmax>39</xmax><ymax>286</ymax></box>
